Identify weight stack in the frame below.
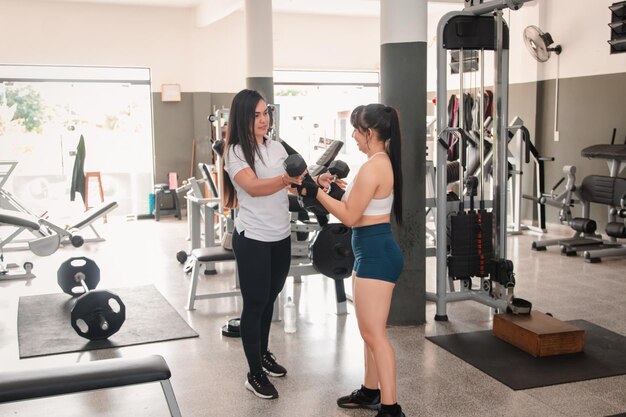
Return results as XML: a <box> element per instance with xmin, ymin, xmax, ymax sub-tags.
<box><xmin>448</xmin><ymin>210</ymin><xmax>493</xmax><ymax>278</ymax></box>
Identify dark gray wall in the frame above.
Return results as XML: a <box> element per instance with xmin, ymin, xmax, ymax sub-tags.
<box><xmin>247</xmin><ymin>77</ymin><xmax>274</xmax><ymax>104</ymax></box>
<box><xmin>428</xmin><ymin>72</ymin><xmax>626</xmax><ymax>232</ymax></box>
<box><xmin>382</xmin><ymin>41</ymin><xmax>427</xmax><ymax>325</ymax></box>
<box><xmin>152</xmin><ymin>92</ymin><xmax>195</xmax><ymax>189</ymax></box>
<box><xmin>191</xmin><ymin>91</ymin><xmax>213</xmax><ymax>181</ymax></box>
<box><xmin>522</xmin><ymin>73</ymin><xmax>626</xmax><ymax>232</ymax></box>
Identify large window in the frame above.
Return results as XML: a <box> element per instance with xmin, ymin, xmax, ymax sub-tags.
<box><xmin>273</xmin><ymin>70</ymin><xmax>380</xmax><ymax>179</ymax></box>
<box><xmin>0</xmin><ymin>65</ymin><xmax>154</xmax><ymax>220</ymax></box>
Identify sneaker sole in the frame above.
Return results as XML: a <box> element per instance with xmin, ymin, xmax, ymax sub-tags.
<box><xmin>244</xmin><ymin>380</ymin><xmax>278</xmax><ymax>399</ymax></box>
<box><xmin>337</xmin><ymin>402</ymin><xmax>380</xmax><ymax>410</ymax></box>
<box><xmin>263</xmin><ymin>367</ymin><xmax>287</xmax><ymax>377</ymax></box>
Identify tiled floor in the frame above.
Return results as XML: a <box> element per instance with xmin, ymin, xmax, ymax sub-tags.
<box><xmin>1</xmin><ymin>216</ymin><xmax>625</xmax><ymax>417</ymax></box>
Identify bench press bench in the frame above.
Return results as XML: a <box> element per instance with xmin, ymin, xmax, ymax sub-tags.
<box><xmin>187</xmin><ymin>246</ymin><xmax>239</xmax><ymax>310</ymax></box>
<box><xmin>0</xmin><ymin>355</ymin><xmax>182</xmax><ymax>417</ymax></box>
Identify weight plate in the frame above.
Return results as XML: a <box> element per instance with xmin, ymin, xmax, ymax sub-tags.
<box><xmin>57</xmin><ymin>257</ymin><xmax>100</xmax><ymax>296</ymax></box>
<box><xmin>227</xmin><ymin>318</ymin><xmax>240</xmax><ymax>332</ymax></box>
<box><xmin>221</xmin><ymin>317</ymin><xmax>240</xmax><ymax>337</ymax></box>
<box><xmin>311</xmin><ymin>223</ymin><xmax>354</xmax><ymax>280</ymax></box>
<box><xmin>70</xmin><ymin>290</ymin><xmax>126</xmax><ymax>340</ymax></box>
<box><xmin>221</xmin><ymin>324</ymin><xmax>240</xmax><ymax>337</ymax></box>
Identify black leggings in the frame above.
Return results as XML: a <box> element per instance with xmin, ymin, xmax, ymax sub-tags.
<box><xmin>232</xmin><ymin>229</ymin><xmax>291</xmax><ymax>375</ymax></box>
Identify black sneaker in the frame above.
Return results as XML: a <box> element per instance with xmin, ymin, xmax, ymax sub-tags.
<box><xmin>375</xmin><ymin>410</ymin><xmax>406</xmax><ymax>417</ymax></box>
<box><xmin>244</xmin><ymin>371</ymin><xmax>278</xmax><ymax>399</ymax></box>
<box><xmin>376</xmin><ymin>410</ymin><xmax>406</xmax><ymax>417</ymax></box>
<box><xmin>337</xmin><ymin>386</ymin><xmax>380</xmax><ymax>409</ymax></box>
<box><xmin>262</xmin><ymin>351</ymin><xmax>287</xmax><ymax>377</ymax></box>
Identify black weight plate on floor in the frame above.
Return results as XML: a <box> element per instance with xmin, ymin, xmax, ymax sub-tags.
<box><xmin>221</xmin><ymin>317</ymin><xmax>241</xmax><ymax>337</ymax></box>
<box><xmin>57</xmin><ymin>257</ymin><xmax>100</xmax><ymax>296</ymax></box>
<box><xmin>70</xmin><ymin>290</ymin><xmax>126</xmax><ymax>340</ymax></box>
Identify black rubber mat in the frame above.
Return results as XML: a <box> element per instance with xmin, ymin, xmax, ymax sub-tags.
<box><xmin>426</xmin><ymin>320</ymin><xmax>626</xmax><ymax>390</ymax></box>
<box><xmin>18</xmin><ymin>285</ymin><xmax>198</xmax><ymax>358</ymax></box>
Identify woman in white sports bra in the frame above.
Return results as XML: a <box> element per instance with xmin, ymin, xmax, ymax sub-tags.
<box><xmin>300</xmin><ymin>104</ymin><xmax>405</xmax><ymax>417</ymax></box>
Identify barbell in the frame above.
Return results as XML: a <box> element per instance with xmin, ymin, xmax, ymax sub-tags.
<box><xmin>57</xmin><ymin>257</ymin><xmax>126</xmax><ymax>341</ymax></box>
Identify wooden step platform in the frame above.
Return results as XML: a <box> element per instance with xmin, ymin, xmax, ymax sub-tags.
<box><xmin>493</xmin><ymin>310</ymin><xmax>585</xmax><ymax>357</ymax></box>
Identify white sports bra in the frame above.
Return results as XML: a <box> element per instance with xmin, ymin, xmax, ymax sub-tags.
<box><xmin>342</xmin><ymin>152</ymin><xmax>394</xmax><ymax>216</ymax></box>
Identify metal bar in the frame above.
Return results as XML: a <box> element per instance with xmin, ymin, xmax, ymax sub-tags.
<box><xmin>463</xmin><ymin>0</ymin><xmax>531</xmax><ymax>15</ymax></box>
<box><xmin>159</xmin><ymin>380</ymin><xmax>183</xmax><ymax>417</ymax></box>
<box><xmin>492</xmin><ymin>10</ymin><xmax>509</xmax><ymax>259</ymax></box>
<box><xmin>480</xmin><ymin>49</ymin><xmax>485</xmax><ymax>205</ymax></box>
<box><xmin>435</xmin><ymin>11</ymin><xmax>463</xmax><ymax>319</ymax></box>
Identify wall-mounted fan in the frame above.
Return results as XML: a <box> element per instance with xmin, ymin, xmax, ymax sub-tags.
<box><xmin>523</xmin><ymin>25</ymin><xmax>562</xmax><ymax>62</ymax></box>
<box><xmin>523</xmin><ymin>25</ymin><xmax>563</xmax><ymax>141</ymax></box>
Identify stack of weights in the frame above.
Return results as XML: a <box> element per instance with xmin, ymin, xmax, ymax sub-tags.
<box><xmin>448</xmin><ymin>176</ymin><xmax>493</xmax><ymax>279</ymax></box>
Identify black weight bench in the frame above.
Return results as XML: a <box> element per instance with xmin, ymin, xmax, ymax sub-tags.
<box><xmin>0</xmin><ymin>355</ymin><xmax>182</xmax><ymax>417</ymax></box>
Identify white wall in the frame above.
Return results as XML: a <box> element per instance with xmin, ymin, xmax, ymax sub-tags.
<box><xmin>273</xmin><ymin>12</ymin><xmax>380</xmax><ymax>72</ymax></box>
<box><xmin>426</xmin><ymin>0</ymin><xmax>626</xmax><ymax>88</ymax></box>
<box><xmin>510</xmin><ymin>0</ymin><xmax>626</xmax><ymax>82</ymax></box>
<box><xmin>0</xmin><ymin>0</ymin><xmax>379</xmax><ymax>93</ymax></box>
<box><xmin>1</xmin><ymin>0</ymin><xmax>624</xmax><ymax>93</ymax></box>
<box><xmin>0</xmin><ymin>0</ymin><xmax>194</xmax><ymax>90</ymax></box>
<box><xmin>189</xmin><ymin>11</ymin><xmax>380</xmax><ymax>92</ymax></box>
<box><xmin>189</xmin><ymin>11</ymin><xmax>247</xmax><ymax>92</ymax></box>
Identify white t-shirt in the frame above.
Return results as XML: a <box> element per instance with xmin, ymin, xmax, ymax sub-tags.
<box><xmin>224</xmin><ymin>140</ymin><xmax>291</xmax><ymax>242</ymax></box>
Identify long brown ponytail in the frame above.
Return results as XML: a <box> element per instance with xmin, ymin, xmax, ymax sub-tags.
<box><xmin>350</xmin><ymin>103</ymin><xmax>403</xmax><ymax>224</ymax></box>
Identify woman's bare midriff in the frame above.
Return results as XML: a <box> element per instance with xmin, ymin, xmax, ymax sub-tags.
<box><xmin>354</xmin><ymin>213</ymin><xmax>391</xmax><ymax>228</ymax></box>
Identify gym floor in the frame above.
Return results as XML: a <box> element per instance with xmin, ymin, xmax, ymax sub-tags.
<box><xmin>1</xmin><ymin>216</ymin><xmax>625</xmax><ymax>417</ymax></box>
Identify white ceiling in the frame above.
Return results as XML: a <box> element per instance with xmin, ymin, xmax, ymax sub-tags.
<box><xmin>32</xmin><ymin>0</ymin><xmax>464</xmax><ymax>27</ymax></box>
<box><xmin>35</xmin><ymin>0</ymin><xmax>463</xmax><ymax>15</ymax></box>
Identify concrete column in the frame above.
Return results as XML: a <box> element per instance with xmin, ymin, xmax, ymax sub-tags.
<box><xmin>381</xmin><ymin>0</ymin><xmax>427</xmax><ymax>325</ymax></box>
<box><xmin>244</xmin><ymin>0</ymin><xmax>274</xmax><ymax>103</ymax></box>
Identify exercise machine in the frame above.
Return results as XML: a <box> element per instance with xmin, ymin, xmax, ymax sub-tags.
<box><xmin>426</xmin><ymin>0</ymin><xmax>534</xmax><ymax>321</ymax></box>
<box><xmin>0</xmin><ymin>161</ymin><xmax>117</xmax><ymax>253</ymax></box>
<box><xmin>0</xmin><ymin>210</ymin><xmax>37</xmax><ymax>279</ymax></box>
<box><xmin>531</xmin><ymin>130</ymin><xmax>626</xmax><ymax>261</ymax></box>
<box><xmin>560</xmin><ymin>175</ymin><xmax>626</xmax><ymax>263</ymax></box>
<box><xmin>181</xmin><ymin>123</ymin><xmax>354</xmax><ymax>316</ymax></box>
<box><xmin>509</xmin><ymin>117</ymin><xmax>553</xmax><ymax>234</ymax></box>
<box><xmin>580</xmin><ymin>130</ymin><xmax>626</xmax><ymax>262</ymax></box>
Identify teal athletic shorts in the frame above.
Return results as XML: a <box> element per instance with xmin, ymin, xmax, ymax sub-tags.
<box><xmin>351</xmin><ymin>223</ymin><xmax>403</xmax><ymax>283</ymax></box>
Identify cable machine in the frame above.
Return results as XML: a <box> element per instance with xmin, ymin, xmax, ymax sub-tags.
<box><xmin>427</xmin><ymin>0</ymin><xmax>533</xmax><ymax>321</ymax></box>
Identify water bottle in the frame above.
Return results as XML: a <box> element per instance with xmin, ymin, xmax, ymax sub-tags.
<box><xmin>284</xmin><ymin>296</ymin><xmax>297</xmax><ymax>334</ymax></box>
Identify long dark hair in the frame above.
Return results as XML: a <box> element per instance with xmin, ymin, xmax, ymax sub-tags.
<box><xmin>350</xmin><ymin>104</ymin><xmax>403</xmax><ymax>224</ymax></box>
<box><xmin>222</xmin><ymin>89</ymin><xmax>266</xmax><ymax>208</ymax></box>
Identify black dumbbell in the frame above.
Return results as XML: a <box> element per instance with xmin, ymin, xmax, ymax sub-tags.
<box><xmin>57</xmin><ymin>257</ymin><xmax>126</xmax><ymax>341</ymax></box>
<box><xmin>327</xmin><ymin>160</ymin><xmax>350</xmax><ymax>200</ymax></box>
<box><xmin>284</xmin><ymin>154</ymin><xmax>332</xmax><ymax>216</ymax></box>
<box><xmin>328</xmin><ymin>160</ymin><xmax>350</xmax><ymax>179</ymax></box>
<box><xmin>283</xmin><ymin>153</ymin><xmax>310</xmax><ymax>179</ymax></box>
<box><xmin>284</xmin><ymin>154</ymin><xmax>352</xmax><ymax>214</ymax></box>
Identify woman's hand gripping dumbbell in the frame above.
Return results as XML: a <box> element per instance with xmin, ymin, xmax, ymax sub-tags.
<box><xmin>283</xmin><ymin>154</ymin><xmax>349</xmax><ymax>202</ymax></box>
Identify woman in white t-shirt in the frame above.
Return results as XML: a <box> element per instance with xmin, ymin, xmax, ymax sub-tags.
<box><xmin>222</xmin><ymin>89</ymin><xmax>334</xmax><ymax>400</ymax></box>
